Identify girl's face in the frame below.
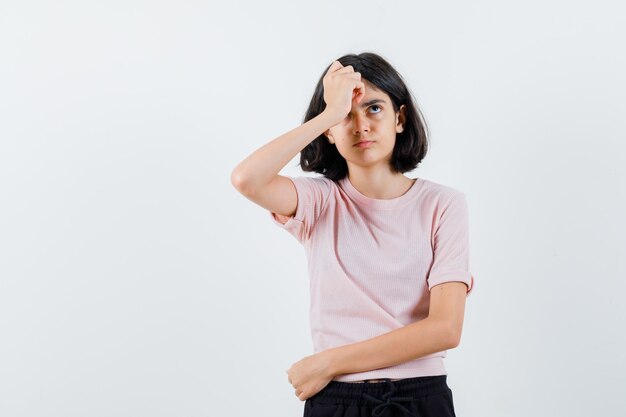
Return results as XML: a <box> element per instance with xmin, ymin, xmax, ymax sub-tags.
<box><xmin>324</xmin><ymin>80</ymin><xmax>406</xmax><ymax>171</ymax></box>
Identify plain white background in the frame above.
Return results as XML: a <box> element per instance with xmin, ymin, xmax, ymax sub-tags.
<box><xmin>1</xmin><ymin>1</ymin><xmax>625</xmax><ymax>416</ymax></box>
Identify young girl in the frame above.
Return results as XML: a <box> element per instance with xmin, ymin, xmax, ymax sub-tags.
<box><xmin>231</xmin><ymin>52</ymin><xmax>475</xmax><ymax>417</ymax></box>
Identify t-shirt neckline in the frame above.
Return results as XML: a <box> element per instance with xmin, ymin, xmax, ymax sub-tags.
<box><xmin>339</xmin><ymin>176</ymin><xmax>423</xmax><ymax>210</ymax></box>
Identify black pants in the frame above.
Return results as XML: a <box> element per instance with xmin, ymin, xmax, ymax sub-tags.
<box><xmin>303</xmin><ymin>375</ymin><xmax>456</xmax><ymax>417</ymax></box>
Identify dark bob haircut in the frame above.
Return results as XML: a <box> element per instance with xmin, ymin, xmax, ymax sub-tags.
<box><xmin>299</xmin><ymin>52</ymin><xmax>429</xmax><ymax>182</ymax></box>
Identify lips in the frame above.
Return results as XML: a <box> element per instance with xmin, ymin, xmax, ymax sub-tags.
<box><xmin>354</xmin><ymin>140</ymin><xmax>375</xmax><ymax>147</ymax></box>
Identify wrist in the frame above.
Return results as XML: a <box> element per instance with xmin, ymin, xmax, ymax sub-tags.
<box><xmin>322</xmin><ymin>347</ymin><xmax>343</xmax><ymax>378</ymax></box>
<box><xmin>319</xmin><ymin>108</ymin><xmax>344</xmax><ymax>126</ymax></box>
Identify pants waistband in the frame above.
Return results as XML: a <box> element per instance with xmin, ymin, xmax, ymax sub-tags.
<box><xmin>310</xmin><ymin>374</ymin><xmax>450</xmax><ymax>406</ymax></box>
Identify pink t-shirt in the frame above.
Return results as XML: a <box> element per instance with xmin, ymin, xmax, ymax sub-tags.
<box><xmin>269</xmin><ymin>175</ymin><xmax>475</xmax><ymax>382</ymax></box>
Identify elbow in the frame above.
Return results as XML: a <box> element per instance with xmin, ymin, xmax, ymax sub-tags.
<box><xmin>428</xmin><ymin>318</ymin><xmax>461</xmax><ymax>350</ymax></box>
<box><xmin>231</xmin><ymin>169</ymin><xmax>250</xmax><ymax>194</ymax></box>
<box><xmin>449</xmin><ymin>335</ymin><xmax>461</xmax><ymax>349</ymax></box>
<box><xmin>436</xmin><ymin>319</ymin><xmax>461</xmax><ymax>349</ymax></box>
<box><xmin>448</xmin><ymin>326</ymin><xmax>462</xmax><ymax>349</ymax></box>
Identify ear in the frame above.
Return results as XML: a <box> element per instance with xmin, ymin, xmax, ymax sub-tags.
<box><xmin>395</xmin><ymin>104</ymin><xmax>406</xmax><ymax>134</ymax></box>
<box><xmin>324</xmin><ymin>129</ymin><xmax>335</xmax><ymax>144</ymax></box>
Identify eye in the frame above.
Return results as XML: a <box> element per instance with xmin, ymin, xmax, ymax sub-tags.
<box><xmin>369</xmin><ymin>105</ymin><xmax>382</xmax><ymax>113</ymax></box>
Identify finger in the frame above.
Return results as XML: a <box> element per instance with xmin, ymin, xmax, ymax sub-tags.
<box><xmin>325</xmin><ymin>60</ymin><xmax>343</xmax><ymax>74</ymax></box>
<box><xmin>353</xmin><ymin>81</ymin><xmax>366</xmax><ymax>102</ymax></box>
<box><xmin>343</xmin><ymin>72</ymin><xmax>361</xmax><ymax>81</ymax></box>
<box><xmin>333</xmin><ymin>65</ymin><xmax>355</xmax><ymax>74</ymax></box>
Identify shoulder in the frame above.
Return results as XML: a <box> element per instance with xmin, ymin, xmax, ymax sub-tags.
<box><xmin>418</xmin><ymin>178</ymin><xmax>466</xmax><ymax>205</ymax></box>
<box><xmin>290</xmin><ymin>175</ymin><xmax>338</xmax><ymax>193</ymax></box>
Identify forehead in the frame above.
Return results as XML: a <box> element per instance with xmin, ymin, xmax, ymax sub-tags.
<box><xmin>354</xmin><ymin>94</ymin><xmax>390</xmax><ymax>110</ymax></box>
<box><xmin>358</xmin><ymin>81</ymin><xmax>391</xmax><ymax>106</ymax></box>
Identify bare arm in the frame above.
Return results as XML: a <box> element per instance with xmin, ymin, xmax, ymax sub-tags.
<box><xmin>230</xmin><ymin>110</ymin><xmax>341</xmax><ymax>193</ymax></box>
<box><xmin>325</xmin><ymin>282</ymin><xmax>468</xmax><ymax>377</ymax></box>
<box><xmin>231</xmin><ymin>60</ymin><xmax>364</xmax><ymax>194</ymax></box>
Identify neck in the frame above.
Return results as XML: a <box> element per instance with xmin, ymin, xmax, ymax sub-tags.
<box><xmin>347</xmin><ymin>169</ymin><xmax>415</xmax><ymax>200</ymax></box>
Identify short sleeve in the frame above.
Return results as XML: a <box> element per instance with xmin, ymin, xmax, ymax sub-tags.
<box><xmin>268</xmin><ymin>176</ymin><xmax>333</xmax><ymax>243</ymax></box>
<box><xmin>427</xmin><ymin>192</ymin><xmax>475</xmax><ymax>296</ymax></box>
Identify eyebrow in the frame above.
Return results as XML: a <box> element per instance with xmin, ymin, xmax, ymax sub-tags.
<box><xmin>360</xmin><ymin>98</ymin><xmax>386</xmax><ymax>108</ymax></box>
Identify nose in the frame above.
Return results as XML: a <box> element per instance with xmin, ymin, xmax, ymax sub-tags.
<box><xmin>353</xmin><ymin>113</ymin><xmax>370</xmax><ymax>135</ymax></box>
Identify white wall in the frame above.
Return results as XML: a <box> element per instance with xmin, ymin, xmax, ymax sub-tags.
<box><xmin>1</xmin><ymin>1</ymin><xmax>625</xmax><ymax>416</ymax></box>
